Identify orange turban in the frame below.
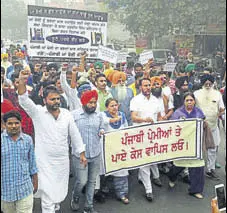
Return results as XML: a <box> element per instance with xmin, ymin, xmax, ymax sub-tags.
<box><xmin>107</xmin><ymin>70</ymin><xmax>118</xmax><ymax>82</ymax></box>
<box><xmin>80</xmin><ymin>90</ymin><xmax>98</xmax><ymax>106</ymax></box>
<box><xmin>150</xmin><ymin>76</ymin><xmax>162</xmax><ymax>87</ymax></box>
<box><xmin>111</xmin><ymin>71</ymin><xmax>127</xmax><ymax>85</ymax></box>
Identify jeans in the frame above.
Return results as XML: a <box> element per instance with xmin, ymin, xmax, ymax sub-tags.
<box><xmin>72</xmin><ymin>155</ymin><xmax>100</xmax><ymax>209</ymax></box>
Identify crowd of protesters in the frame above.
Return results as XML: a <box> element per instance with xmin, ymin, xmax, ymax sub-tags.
<box><xmin>1</xmin><ymin>43</ymin><xmax>226</xmax><ymax>213</ymax></box>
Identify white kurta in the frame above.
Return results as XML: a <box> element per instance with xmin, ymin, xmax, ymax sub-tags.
<box><xmin>18</xmin><ymin>93</ymin><xmax>85</xmax><ymax>203</ymax></box>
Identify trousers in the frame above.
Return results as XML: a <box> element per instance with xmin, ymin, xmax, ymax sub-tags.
<box><xmin>138</xmin><ymin>164</ymin><xmax>160</xmax><ymax>193</ymax></box>
<box><xmin>1</xmin><ymin>193</ymin><xmax>33</xmax><ymax>213</ymax></box>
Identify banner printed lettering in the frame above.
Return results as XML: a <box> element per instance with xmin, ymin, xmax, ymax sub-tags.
<box><xmin>28</xmin><ymin>5</ymin><xmax>108</xmax><ymax>61</ymax></box>
<box><xmin>104</xmin><ymin>119</ymin><xmax>203</xmax><ymax>175</ymax></box>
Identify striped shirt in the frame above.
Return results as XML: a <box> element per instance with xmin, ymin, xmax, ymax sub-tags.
<box><xmin>1</xmin><ymin>130</ymin><xmax>38</xmax><ymax>202</ymax></box>
<box><xmin>71</xmin><ymin>108</ymin><xmax>105</xmax><ymax>159</ymax></box>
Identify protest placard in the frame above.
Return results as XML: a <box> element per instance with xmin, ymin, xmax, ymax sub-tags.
<box><xmin>103</xmin><ymin>119</ymin><xmax>203</xmax><ymax>175</ymax></box>
<box><xmin>163</xmin><ymin>63</ymin><xmax>177</xmax><ymax>72</ymax></box>
<box><xmin>27</xmin><ymin>5</ymin><xmax>108</xmax><ymax>62</ymax></box>
<box><xmin>117</xmin><ymin>52</ymin><xmax>131</xmax><ymax>63</ymax></box>
<box><xmin>139</xmin><ymin>51</ymin><xmax>154</xmax><ymax>65</ymax></box>
<box><xmin>97</xmin><ymin>45</ymin><xmax>119</xmax><ymax>64</ymax></box>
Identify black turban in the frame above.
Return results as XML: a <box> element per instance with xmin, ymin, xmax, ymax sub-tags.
<box><xmin>200</xmin><ymin>74</ymin><xmax>215</xmax><ymax>86</ymax></box>
<box><xmin>175</xmin><ymin>76</ymin><xmax>189</xmax><ymax>89</ymax></box>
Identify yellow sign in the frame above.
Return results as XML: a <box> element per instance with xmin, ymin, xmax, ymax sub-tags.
<box><xmin>103</xmin><ymin>119</ymin><xmax>203</xmax><ymax>175</ymax></box>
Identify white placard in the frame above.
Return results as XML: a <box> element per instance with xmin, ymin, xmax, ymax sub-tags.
<box><xmin>117</xmin><ymin>53</ymin><xmax>130</xmax><ymax>63</ymax></box>
<box><xmin>139</xmin><ymin>51</ymin><xmax>154</xmax><ymax>65</ymax></box>
<box><xmin>97</xmin><ymin>45</ymin><xmax>119</xmax><ymax>64</ymax></box>
<box><xmin>27</xmin><ymin>5</ymin><xmax>108</xmax><ymax>62</ymax></box>
<box><xmin>163</xmin><ymin>63</ymin><xmax>177</xmax><ymax>72</ymax></box>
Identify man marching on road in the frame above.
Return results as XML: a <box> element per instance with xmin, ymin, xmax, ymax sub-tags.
<box><xmin>18</xmin><ymin>70</ymin><xmax>87</xmax><ymax>213</ymax></box>
<box><xmin>1</xmin><ymin>110</ymin><xmax>38</xmax><ymax>213</ymax></box>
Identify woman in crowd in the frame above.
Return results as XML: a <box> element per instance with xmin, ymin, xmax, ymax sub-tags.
<box><xmin>167</xmin><ymin>92</ymin><xmax>206</xmax><ymax>199</ymax></box>
<box><xmin>101</xmin><ymin>98</ymin><xmax>130</xmax><ymax>204</ymax></box>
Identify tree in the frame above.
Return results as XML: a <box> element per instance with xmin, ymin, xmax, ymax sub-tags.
<box><xmin>104</xmin><ymin>0</ymin><xmax>226</xmax><ymax>47</ymax></box>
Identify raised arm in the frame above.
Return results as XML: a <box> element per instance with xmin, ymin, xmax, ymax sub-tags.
<box><xmin>18</xmin><ymin>70</ymin><xmax>39</xmax><ymax>118</ymax></box>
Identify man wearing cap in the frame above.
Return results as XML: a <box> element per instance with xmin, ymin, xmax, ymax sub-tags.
<box><xmin>71</xmin><ymin>90</ymin><xmax>105</xmax><ymax>213</ymax></box>
<box><xmin>194</xmin><ymin>74</ymin><xmax>225</xmax><ymax>180</ymax></box>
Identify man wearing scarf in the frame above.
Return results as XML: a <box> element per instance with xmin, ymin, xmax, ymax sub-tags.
<box><xmin>71</xmin><ymin>90</ymin><xmax>105</xmax><ymax>213</ymax></box>
<box><xmin>194</xmin><ymin>74</ymin><xmax>225</xmax><ymax>180</ymax></box>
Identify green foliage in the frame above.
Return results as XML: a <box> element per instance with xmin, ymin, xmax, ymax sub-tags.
<box><xmin>105</xmin><ymin>0</ymin><xmax>226</xmax><ymax>38</ymax></box>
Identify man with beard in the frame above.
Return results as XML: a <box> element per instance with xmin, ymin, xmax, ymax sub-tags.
<box><xmin>95</xmin><ymin>73</ymin><xmax>112</xmax><ymax>112</ymax></box>
<box><xmin>71</xmin><ymin>90</ymin><xmax>105</xmax><ymax>213</ymax></box>
<box><xmin>46</xmin><ymin>63</ymin><xmax>58</xmax><ymax>79</ymax></box>
<box><xmin>150</xmin><ymin>76</ymin><xmax>174</xmax><ymax>174</ymax></box>
<box><xmin>194</xmin><ymin>74</ymin><xmax>225</xmax><ymax>180</ymax></box>
<box><xmin>18</xmin><ymin>71</ymin><xmax>87</xmax><ymax>213</ymax></box>
<box><xmin>110</xmin><ymin>71</ymin><xmax>134</xmax><ymax>126</ymax></box>
<box><xmin>173</xmin><ymin>76</ymin><xmax>190</xmax><ymax>111</ymax></box>
<box><xmin>151</xmin><ymin>76</ymin><xmax>174</xmax><ymax>120</ymax></box>
<box><xmin>130</xmin><ymin>78</ymin><xmax>162</xmax><ymax>202</ymax></box>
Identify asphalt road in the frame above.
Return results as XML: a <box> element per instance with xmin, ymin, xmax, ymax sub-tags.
<box><xmin>33</xmin><ymin>124</ymin><xmax>226</xmax><ymax>213</ymax></box>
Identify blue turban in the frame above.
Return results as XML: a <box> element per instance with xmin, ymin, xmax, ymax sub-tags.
<box><xmin>77</xmin><ymin>83</ymin><xmax>91</xmax><ymax>98</ymax></box>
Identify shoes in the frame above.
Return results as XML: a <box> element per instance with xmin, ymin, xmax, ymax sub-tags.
<box><xmin>118</xmin><ymin>196</ymin><xmax>130</xmax><ymax>205</ymax></box>
<box><xmin>84</xmin><ymin>207</ymin><xmax>98</xmax><ymax>213</ymax></box>
<box><xmin>145</xmin><ymin>193</ymin><xmax>154</xmax><ymax>202</ymax></box>
<box><xmin>169</xmin><ymin>181</ymin><xmax>176</xmax><ymax>188</ymax></box>
<box><xmin>94</xmin><ymin>191</ymin><xmax>106</xmax><ymax>203</ymax></box>
<box><xmin>152</xmin><ymin>178</ymin><xmax>162</xmax><ymax>187</ymax></box>
<box><xmin>215</xmin><ymin>162</ymin><xmax>222</xmax><ymax>169</ymax></box>
<box><xmin>70</xmin><ymin>196</ymin><xmax>79</xmax><ymax>211</ymax></box>
<box><xmin>55</xmin><ymin>203</ymin><xmax>60</xmax><ymax>211</ymax></box>
<box><xmin>206</xmin><ymin>170</ymin><xmax>220</xmax><ymax>180</ymax></box>
<box><xmin>101</xmin><ymin>186</ymin><xmax>110</xmax><ymax>194</ymax></box>
<box><xmin>189</xmin><ymin>193</ymin><xmax>204</xmax><ymax>199</ymax></box>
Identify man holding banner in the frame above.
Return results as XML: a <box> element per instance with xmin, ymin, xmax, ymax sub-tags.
<box><xmin>130</xmin><ymin>78</ymin><xmax>162</xmax><ymax>201</ymax></box>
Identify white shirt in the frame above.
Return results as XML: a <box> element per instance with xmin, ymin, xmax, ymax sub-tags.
<box><xmin>18</xmin><ymin>92</ymin><xmax>85</xmax><ymax>203</ymax></box>
<box><xmin>60</xmin><ymin>71</ymin><xmax>100</xmax><ymax>111</ymax></box>
<box><xmin>155</xmin><ymin>95</ymin><xmax>174</xmax><ymax>117</ymax></box>
<box><xmin>130</xmin><ymin>93</ymin><xmax>161</xmax><ymax>126</ymax></box>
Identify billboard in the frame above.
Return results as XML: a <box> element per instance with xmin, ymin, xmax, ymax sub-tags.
<box><xmin>27</xmin><ymin>5</ymin><xmax>108</xmax><ymax>62</ymax></box>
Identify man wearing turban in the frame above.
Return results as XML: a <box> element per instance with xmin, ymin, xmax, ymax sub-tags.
<box><xmin>1</xmin><ymin>53</ymin><xmax>14</xmax><ymax>80</ymax></box>
<box><xmin>70</xmin><ymin>90</ymin><xmax>105</xmax><ymax>213</ymax></box>
<box><xmin>110</xmin><ymin>71</ymin><xmax>134</xmax><ymax>126</ymax></box>
<box><xmin>194</xmin><ymin>74</ymin><xmax>225</xmax><ymax>180</ymax></box>
<box><xmin>173</xmin><ymin>76</ymin><xmax>190</xmax><ymax>110</ymax></box>
<box><xmin>150</xmin><ymin>77</ymin><xmax>174</xmax><ymax>185</ymax></box>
